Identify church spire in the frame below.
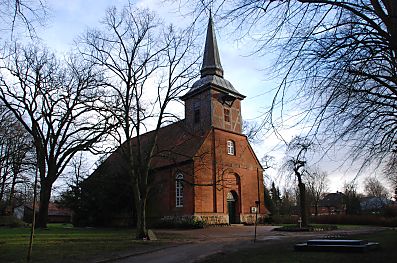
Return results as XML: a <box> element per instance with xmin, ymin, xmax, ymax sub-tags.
<box><xmin>180</xmin><ymin>13</ymin><xmax>245</xmax><ymax>102</ymax></box>
<box><xmin>201</xmin><ymin>14</ymin><xmax>224</xmax><ymax>78</ymax></box>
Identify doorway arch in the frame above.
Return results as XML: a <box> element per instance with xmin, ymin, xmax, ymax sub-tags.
<box><xmin>227</xmin><ymin>191</ymin><xmax>239</xmax><ymax>224</ymax></box>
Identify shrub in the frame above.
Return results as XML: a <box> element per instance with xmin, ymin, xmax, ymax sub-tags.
<box><xmin>262</xmin><ymin>215</ymin><xmax>273</xmax><ymax>224</ymax></box>
<box><xmin>270</xmin><ymin>215</ymin><xmax>300</xmax><ymax>224</ymax></box>
<box><xmin>151</xmin><ymin>216</ymin><xmax>205</xmax><ymax>229</ymax></box>
<box><xmin>310</xmin><ymin>214</ymin><xmax>397</xmax><ymax>227</ymax></box>
<box><xmin>383</xmin><ymin>206</ymin><xmax>397</xmax><ymax>217</ymax></box>
<box><xmin>273</xmin><ymin>224</ymin><xmax>337</xmax><ymax>232</ymax></box>
<box><xmin>0</xmin><ymin>216</ymin><xmax>26</xmax><ymax>227</ymax></box>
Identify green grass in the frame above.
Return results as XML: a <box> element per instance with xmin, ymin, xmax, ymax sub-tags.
<box><xmin>0</xmin><ymin>224</ymin><xmax>179</xmax><ymax>263</ymax></box>
<box><xmin>201</xmin><ymin>229</ymin><xmax>397</xmax><ymax>263</ymax></box>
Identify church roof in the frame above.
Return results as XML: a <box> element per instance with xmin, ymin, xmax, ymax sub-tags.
<box><xmin>181</xmin><ymin>15</ymin><xmax>245</xmax><ymax>101</ymax></box>
<box><xmin>187</xmin><ymin>74</ymin><xmax>245</xmax><ymax>99</ymax></box>
<box><xmin>201</xmin><ymin>15</ymin><xmax>223</xmax><ymax>78</ymax></box>
<box><xmin>149</xmin><ymin>122</ymin><xmax>209</xmax><ymax>168</ymax></box>
<box><xmin>92</xmin><ymin>121</ymin><xmax>209</xmax><ymax>174</ymax></box>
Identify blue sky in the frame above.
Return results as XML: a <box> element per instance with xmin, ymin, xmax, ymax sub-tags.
<box><xmin>29</xmin><ymin>0</ymin><xmax>389</xmax><ymax>194</ymax></box>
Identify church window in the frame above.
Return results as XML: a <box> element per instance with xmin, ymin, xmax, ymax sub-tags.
<box><xmin>176</xmin><ymin>173</ymin><xmax>184</xmax><ymax>207</ymax></box>
<box><xmin>224</xmin><ymin>108</ymin><xmax>230</xmax><ymax>122</ymax></box>
<box><xmin>194</xmin><ymin>102</ymin><xmax>200</xmax><ymax>123</ymax></box>
<box><xmin>227</xmin><ymin>140</ymin><xmax>235</xmax><ymax>155</ymax></box>
<box><xmin>194</xmin><ymin>109</ymin><xmax>200</xmax><ymax>123</ymax></box>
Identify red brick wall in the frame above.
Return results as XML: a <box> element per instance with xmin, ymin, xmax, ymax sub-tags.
<box><xmin>147</xmin><ymin>163</ymin><xmax>195</xmax><ymax>219</ymax></box>
<box><xmin>150</xmin><ymin>84</ymin><xmax>264</xmax><ymax>223</ymax></box>
<box><xmin>148</xmin><ymin>127</ymin><xmax>266</xmax><ymax>224</ymax></box>
<box><xmin>193</xmin><ymin>128</ymin><xmax>266</xmax><ymax>222</ymax></box>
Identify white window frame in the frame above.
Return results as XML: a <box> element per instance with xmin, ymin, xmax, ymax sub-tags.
<box><xmin>227</xmin><ymin>140</ymin><xmax>235</xmax><ymax>155</ymax></box>
<box><xmin>176</xmin><ymin>173</ymin><xmax>184</xmax><ymax>207</ymax></box>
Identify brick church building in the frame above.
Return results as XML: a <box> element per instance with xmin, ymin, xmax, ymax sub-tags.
<box><xmin>81</xmin><ymin>17</ymin><xmax>266</xmax><ymax>226</ymax></box>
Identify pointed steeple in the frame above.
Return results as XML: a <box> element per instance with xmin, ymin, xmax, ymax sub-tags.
<box><xmin>180</xmin><ymin>14</ymin><xmax>245</xmax><ymax>102</ymax></box>
<box><xmin>201</xmin><ymin>15</ymin><xmax>224</xmax><ymax>78</ymax></box>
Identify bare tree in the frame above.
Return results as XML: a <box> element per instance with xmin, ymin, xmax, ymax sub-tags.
<box><xmin>186</xmin><ymin>0</ymin><xmax>397</xmax><ymax>171</ymax></box>
<box><xmin>0</xmin><ymin>106</ymin><xmax>32</xmax><ymax>214</ymax></box>
<box><xmin>243</xmin><ymin>120</ymin><xmax>261</xmax><ymax>144</ymax></box>
<box><xmin>279</xmin><ymin>187</ymin><xmax>297</xmax><ymax>216</ymax></box>
<box><xmin>0</xmin><ymin>108</ymin><xmax>13</xmax><ymax>208</ymax></box>
<box><xmin>384</xmin><ymin>153</ymin><xmax>397</xmax><ymax>199</ymax></box>
<box><xmin>343</xmin><ymin>181</ymin><xmax>361</xmax><ymax>214</ymax></box>
<box><xmin>56</xmin><ymin>153</ymin><xmax>90</xmax><ymax>225</ymax></box>
<box><xmin>0</xmin><ymin>0</ymin><xmax>48</xmax><ymax>39</ymax></box>
<box><xmin>260</xmin><ymin>154</ymin><xmax>275</xmax><ymax>180</ymax></box>
<box><xmin>79</xmin><ymin>3</ymin><xmax>199</xmax><ymax>239</ymax></box>
<box><xmin>282</xmin><ymin>136</ymin><xmax>311</xmax><ymax>226</ymax></box>
<box><xmin>0</xmin><ymin>44</ymin><xmax>110</xmax><ymax>227</ymax></box>
<box><xmin>305</xmin><ymin>167</ymin><xmax>329</xmax><ymax>216</ymax></box>
<box><xmin>364</xmin><ymin>176</ymin><xmax>389</xmax><ymax>199</ymax></box>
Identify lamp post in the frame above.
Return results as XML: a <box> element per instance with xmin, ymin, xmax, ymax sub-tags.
<box><xmin>27</xmin><ymin>148</ymin><xmax>38</xmax><ymax>262</ymax></box>
<box><xmin>253</xmin><ymin>200</ymin><xmax>260</xmax><ymax>243</ymax></box>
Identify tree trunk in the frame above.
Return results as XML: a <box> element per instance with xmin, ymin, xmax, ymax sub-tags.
<box><xmin>36</xmin><ymin>182</ymin><xmax>51</xmax><ymax>228</ymax></box>
<box><xmin>0</xmin><ymin>166</ymin><xmax>7</xmax><ymax>205</ymax></box>
<box><xmin>135</xmin><ymin>198</ymin><xmax>148</xmax><ymax>240</ymax></box>
<box><xmin>132</xmin><ymin>181</ymin><xmax>148</xmax><ymax>239</ymax></box>
<box><xmin>314</xmin><ymin>203</ymin><xmax>318</xmax><ymax>216</ymax></box>
<box><xmin>7</xmin><ymin>170</ymin><xmax>18</xmax><ymax>213</ymax></box>
<box><xmin>132</xmin><ymin>174</ymin><xmax>148</xmax><ymax>240</ymax></box>
<box><xmin>0</xmin><ymin>176</ymin><xmax>5</xmax><ymax>207</ymax></box>
<box><xmin>298</xmin><ymin>182</ymin><xmax>308</xmax><ymax>227</ymax></box>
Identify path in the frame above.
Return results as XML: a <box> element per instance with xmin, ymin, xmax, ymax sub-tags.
<box><xmin>98</xmin><ymin>225</ymin><xmax>385</xmax><ymax>263</ymax></box>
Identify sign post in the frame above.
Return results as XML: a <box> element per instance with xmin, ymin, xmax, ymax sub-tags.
<box><xmin>27</xmin><ymin>158</ymin><xmax>38</xmax><ymax>262</ymax></box>
<box><xmin>253</xmin><ymin>200</ymin><xmax>260</xmax><ymax>243</ymax></box>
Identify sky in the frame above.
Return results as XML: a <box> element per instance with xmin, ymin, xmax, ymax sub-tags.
<box><xmin>18</xmin><ymin>0</ymin><xmax>391</xmax><ymax>195</ymax></box>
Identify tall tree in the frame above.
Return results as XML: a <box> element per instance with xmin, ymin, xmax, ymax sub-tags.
<box><xmin>56</xmin><ymin>153</ymin><xmax>89</xmax><ymax>225</ymax></box>
<box><xmin>263</xmin><ymin>185</ymin><xmax>274</xmax><ymax>215</ymax></box>
<box><xmin>79</xmin><ymin>4</ymin><xmax>199</xmax><ymax>239</ymax></box>
<box><xmin>343</xmin><ymin>181</ymin><xmax>361</xmax><ymax>215</ymax></box>
<box><xmin>283</xmin><ymin>136</ymin><xmax>311</xmax><ymax>226</ymax></box>
<box><xmin>279</xmin><ymin>188</ymin><xmax>296</xmax><ymax>216</ymax></box>
<box><xmin>0</xmin><ymin>106</ymin><xmax>32</xmax><ymax>214</ymax></box>
<box><xmin>363</xmin><ymin>176</ymin><xmax>390</xmax><ymax>211</ymax></box>
<box><xmin>384</xmin><ymin>153</ymin><xmax>397</xmax><ymax>199</ymax></box>
<box><xmin>0</xmin><ymin>44</ymin><xmax>110</xmax><ymax>227</ymax></box>
<box><xmin>269</xmin><ymin>181</ymin><xmax>281</xmax><ymax>215</ymax></box>
<box><xmin>188</xmin><ymin>0</ymin><xmax>397</xmax><ymax>170</ymax></box>
<box><xmin>364</xmin><ymin>176</ymin><xmax>389</xmax><ymax>198</ymax></box>
<box><xmin>305</xmin><ymin>167</ymin><xmax>329</xmax><ymax>216</ymax></box>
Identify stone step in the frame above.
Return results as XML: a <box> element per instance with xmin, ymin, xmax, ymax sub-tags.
<box><xmin>295</xmin><ymin>239</ymin><xmax>380</xmax><ymax>252</ymax></box>
<box><xmin>307</xmin><ymin>239</ymin><xmax>367</xmax><ymax>246</ymax></box>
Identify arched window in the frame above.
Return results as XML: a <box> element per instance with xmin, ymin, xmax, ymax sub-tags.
<box><xmin>176</xmin><ymin>173</ymin><xmax>184</xmax><ymax>207</ymax></box>
<box><xmin>227</xmin><ymin>140</ymin><xmax>235</xmax><ymax>155</ymax></box>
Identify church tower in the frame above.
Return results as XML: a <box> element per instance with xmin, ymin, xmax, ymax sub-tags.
<box><xmin>181</xmin><ymin>16</ymin><xmax>245</xmax><ymax>134</ymax></box>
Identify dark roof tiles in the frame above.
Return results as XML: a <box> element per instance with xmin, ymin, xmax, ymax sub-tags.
<box><xmin>201</xmin><ymin>15</ymin><xmax>223</xmax><ymax>78</ymax></box>
<box><xmin>181</xmin><ymin>15</ymin><xmax>245</xmax><ymax>100</ymax></box>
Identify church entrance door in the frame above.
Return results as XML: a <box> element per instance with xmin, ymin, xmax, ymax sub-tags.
<box><xmin>227</xmin><ymin>191</ymin><xmax>239</xmax><ymax>224</ymax></box>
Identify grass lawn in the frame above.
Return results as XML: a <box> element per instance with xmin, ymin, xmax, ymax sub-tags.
<box><xmin>0</xmin><ymin>224</ymin><xmax>180</xmax><ymax>263</ymax></box>
<box><xmin>201</xmin><ymin>229</ymin><xmax>397</xmax><ymax>263</ymax></box>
